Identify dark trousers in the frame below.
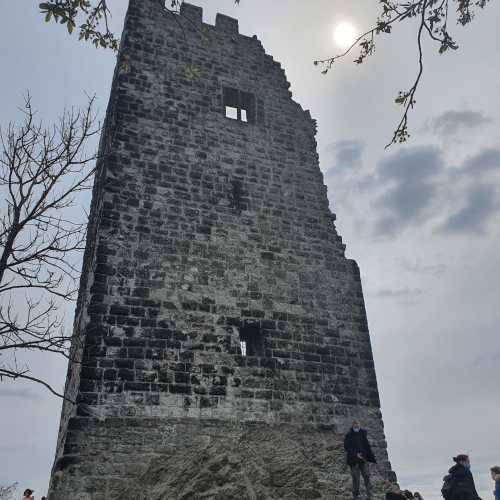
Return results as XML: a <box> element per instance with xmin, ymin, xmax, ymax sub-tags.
<box><xmin>350</xmin><ymin>462</ymin><xmax>372</xmax><ymax>499</ymax></box>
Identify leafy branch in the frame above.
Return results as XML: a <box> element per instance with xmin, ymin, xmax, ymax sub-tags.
<box><xmin>39</xmin><ymin>0</ymin><xmax>118</xmax><ymax>50</ymax></box>
<box><xmin>39</xmin><ymin>1</ymin><xmax>243</xmax><ymax>51</ymax></box>
<box><xmin>314</xmin><ymin>0</ymin><xmax>491</xmax><ymax>147</ymax></box>
<box><xmin>38</xmin><ymin>0</ymin><xmax>190</xmax><ymax>51</ymax></box>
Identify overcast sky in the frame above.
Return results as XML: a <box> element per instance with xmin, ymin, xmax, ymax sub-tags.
<box><xmin>1</xmin><ymin>1</ymin><xmax>499</xmax><ymax>499</ymax></box>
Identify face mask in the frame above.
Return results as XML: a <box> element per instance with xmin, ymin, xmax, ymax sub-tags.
<box><xmin>465</xmin><ymin>464</ymin><xmax>471</xmax><ymax>470</ymax></box>
<box><xmin>353</xmin><ymin>427</ymin><xmax>360</xmax><ymax>432</ymax></box>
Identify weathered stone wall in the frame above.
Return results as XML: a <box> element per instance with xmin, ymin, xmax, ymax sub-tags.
<box><xmin>48</xmin><ymin>1</ymin><xmax>395</xmax><ymax>498</ymax></box>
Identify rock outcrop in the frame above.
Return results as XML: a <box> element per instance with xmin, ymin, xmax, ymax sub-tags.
<box><xmin>119</xmin><ymin>425</ymin><xmax>391</xmax><ymax>500</ymax></box>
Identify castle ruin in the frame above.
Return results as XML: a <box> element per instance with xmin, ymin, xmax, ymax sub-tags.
<box><xmin>48</xmin><ymin>2</ymin><xmax>396</xmax><ymax>498</ymax></box>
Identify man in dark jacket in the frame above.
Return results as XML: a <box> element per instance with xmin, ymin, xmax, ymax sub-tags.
<box><xmin>344</xmin><ymin>421</ymin><xmax>376</xmax><ymax>500</ymax></box>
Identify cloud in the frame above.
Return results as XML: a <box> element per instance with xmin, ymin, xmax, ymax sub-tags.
<box><xmin>470</xmin><ymin>350</ymin><xmax>500</xmax><ymax>368</ymax></box>
<box><xmin>439</xmin><ymin>185</ymin><xmax>499</xmax><ymax>234</ymax></box>
<box><xmin>429</xmin><ymin>110</ymin><xmax>492</xmax><ymax>136</ymax></box>
<box><xmin>0</xmin><ymin>386</ymin><xmax>41</xmax><ymax>400</ymax></box>
<box><xmin>368</xmin><ymin>287</ymin><xmax>424</xmax><ymax>307</ymax></box>
<box><xmin>461</xmin><ymin>148</ymin><xmax>500</xmax><ymax>175</ymax></box>
<box><xmin>398</xmin><ymin>258</ymin><xmax>447</xmax><ymax>276</ymax></box>
<box><xmin>363</xmin><ymin>145</ymin><xmax>500</xmax><ymax>238</ymax></box>
<box><xmin>439</xmin><ymin>148</ymin><xmax>500</xmax><ymax>234</ymax></box>
<box><xmin>325</xmin><ymin>140</ymin><xmax>364</xmax><ymax>175</ymax></box>
<box><xmin>370</xmin><ymin>287</ymin><xmax>423</xmax><ymax>299</ymax></box>
<box><xmin>372</xmin><ymin>146</ymin><xmax>443</xmax><ymax>236</ymax></box>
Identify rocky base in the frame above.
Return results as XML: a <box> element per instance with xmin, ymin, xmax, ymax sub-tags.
<box><xmin>117</xmin><ymin>423</ymin><xmax>395</xmax><ymax>500</ymax></box>
<box><xmin>49</xmin><ymin>418</ymin><xmax>395</xmax><ymax>500</ymax></box>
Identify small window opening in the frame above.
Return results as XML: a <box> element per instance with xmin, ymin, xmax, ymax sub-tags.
<box><xmin>223</xmin><ymin>87</ymin><xmax>255</xmax><ymax>124</ymax></box>
<box><xmin>225</xmin><ymin>106</ymin><xmax>238</xmax><ymax>120</ymax></box>
<box><xmin>239</xmin><ymin>323</ymin><xmax>263</xmax><ymax>357</ymax></box>
<box><xmin>240</xmin><ymin>340</ymin><xmax>247</xmax><ymax>356</ymax></box>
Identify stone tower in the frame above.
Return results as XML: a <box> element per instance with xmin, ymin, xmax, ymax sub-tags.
<box><xmin>48</xmin><ymin>2</ymin><xmax>396</xmax><ymax>498</ymax></box>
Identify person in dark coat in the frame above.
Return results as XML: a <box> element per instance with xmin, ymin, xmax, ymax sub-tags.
<box><xmin>344</xmin><ymin>420</ymin><xmax>376</xmax><ymax>499</ymax></box>
<box><xmin>491</xmin><ymin>466</ymin><xmax>500</xmax><ymax>500</ymax></box>
<box><xmin>443</xmin><ymin>454</ymin><xmax>482</xmax><ymax>500</ymax></box>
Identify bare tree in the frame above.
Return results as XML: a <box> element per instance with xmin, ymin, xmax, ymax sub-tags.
<box><xmin>0</xmin><ymin>483</ymin><xmax>18</xmax><ymax>500</ymax></box>
<box><xmin>0</xmin><ymin>95</ymin><xmax>99</xmax><ymax>397</ymax></box>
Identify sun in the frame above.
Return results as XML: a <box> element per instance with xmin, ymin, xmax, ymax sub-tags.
<box><xmin>333</xmin><ymin>22</ymin><xmax>358</xmax><ymax>49</ymax></box>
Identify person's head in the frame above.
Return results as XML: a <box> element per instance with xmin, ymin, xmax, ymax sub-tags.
<box><xmin>453</xmin><ymin>454</ymin><xmax>470</xmax><ymax>468</ymax></box>
<box><xmin>491</xmin><ymin>466</ymin><xmax>500</xmax><ymax>479</ymax></box>
<box><xmin>23</xmin><ymin>489</ymin><xmax>34</xmax><ymax>497</ymax></box>
<box><xmin>352</xmin><ymin>420</ymin><xmax>361</xmax><ymax>432</ymax></box>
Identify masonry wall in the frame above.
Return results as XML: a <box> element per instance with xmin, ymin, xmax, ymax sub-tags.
<box><xmin>49</xmin><ymin>2</ymin><xmax>395</xmax><ymax>498</ymax></box>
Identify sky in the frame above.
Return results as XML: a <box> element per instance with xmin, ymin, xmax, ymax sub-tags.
<box><xmin>1</xmin><ymin>1</ymin><xmax>499</xmax><ymax>499</ymax></box>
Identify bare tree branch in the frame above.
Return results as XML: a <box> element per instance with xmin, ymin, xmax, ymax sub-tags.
<box><xmin>0</xmin><ymin>367</ymin><xmax>67</xmax><ymax>399</ymax></box>
<box><xmin>386</xmin><ymin>0</ymin><xmax>428</xmax><ymax>147</ymax></box>
<box><xmin>0</xmin><ymin>95</ymin><xmax>99</xmax><ymax>398</ymax></box>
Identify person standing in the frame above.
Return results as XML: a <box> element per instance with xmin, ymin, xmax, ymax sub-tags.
<box><xmin>22</xmin><ymin>489</ymin><xmax>35</xmax><ymax>500</ymax></box>
<box><xmin>491</xmin><ymin>466</ymin><xmax>500</xmax><ymax>500</ymax></box>
<box><xmin>344</xmin><ymin>420</ymin><xmax>376</xmax><ymax>500</ymax></box>
<box><xmin>441</xmin><ymin>454</ymin><xmax>481</xmax><ymax>500</ymax></box>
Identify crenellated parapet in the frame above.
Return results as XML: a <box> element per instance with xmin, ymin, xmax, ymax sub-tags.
<box><xmin>179</xmin><ymin>3</ymin><xmax>239</xmax><ymax>34</ymax></box>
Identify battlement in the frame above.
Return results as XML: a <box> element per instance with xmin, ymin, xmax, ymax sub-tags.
<box><xmin>180</xmin><ymin>3</ymin><xmax>239</xmax><ymax>33</ymax></box>
<box><xmin>178</xmin><ymin>3</ymin><xmax>240</xmax><ymax>34</ymax></box>
<box><xmin>179</xmin><ymin>2</ymin><xmax>202</xmax><ymax>23</ymax></box>
<box><xmin>122</xmin><ymin>1</ymin><xmax>318</xmax><ymax>136</ymax></box>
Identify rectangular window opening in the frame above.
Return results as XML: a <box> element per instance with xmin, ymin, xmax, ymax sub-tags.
<box><xmin>239</xmin><ymin>323</ymin><xmax>263</xmax><ymax>357</ymax></box>
<box><xmin>223</xmin><ymin>87</ymin><xmax>255</xmax><ymax>124</ymax></box>
<box><xmin>240</xmin><ymin>340</ymin><xmax>247</xmax><ymax>357</ymax></box>
<box><xmin>225</xmin><ymin>106</ymin><xmax>238</xmax><ymax>120</ymax></box>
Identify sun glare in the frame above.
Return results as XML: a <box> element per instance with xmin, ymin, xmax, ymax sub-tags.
<box><xmin>333</xmin><ymin>22</ymin><xmax>357</xmax><ymax>49</ymax></box>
